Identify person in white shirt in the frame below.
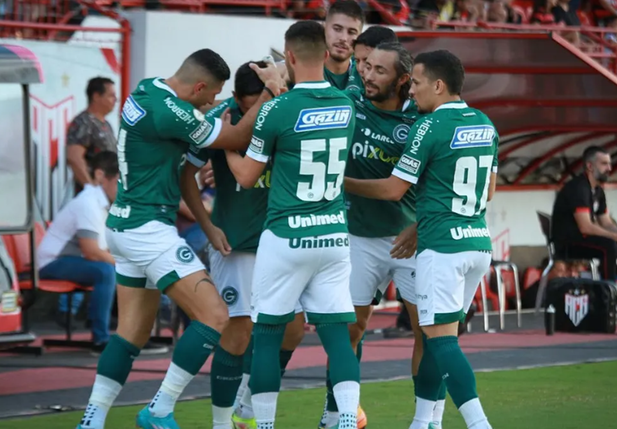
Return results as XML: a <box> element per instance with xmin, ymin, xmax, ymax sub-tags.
<box><xmin>38</xmin><ymin>151</ymin><xmax>118</xmax><ymax>349</ymax></box>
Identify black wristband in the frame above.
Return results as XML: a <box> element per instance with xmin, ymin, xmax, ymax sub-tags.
<box><xmin>263</xmin><ymin>86</ymin><xmax>275</xmax><ymax>98</ymax></box>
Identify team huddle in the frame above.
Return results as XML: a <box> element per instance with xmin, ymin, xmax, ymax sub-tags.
<box><xmin>76</xmin><ymin>2</ymin><xmax>498</xmax><ymax>429</ymax></box>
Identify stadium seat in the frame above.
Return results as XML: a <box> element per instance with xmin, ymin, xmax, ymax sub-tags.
<box><xmin>4</xmin><ymin>223</ymin><xmax>94</xmax><ymax>350</ymax></box>
<box><xmin>535</xmin><ymin>211</ymin><xmax>599</xmax><ymax>313</ymax></box>
<box><xmin>523</xmin><ymin>267</ymin><xmax>542</xmax><ymax>291</ymax></box>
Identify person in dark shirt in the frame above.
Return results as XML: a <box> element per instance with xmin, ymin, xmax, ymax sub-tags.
<box><xmin>551</xmin><ymin>146</ymin><xmax>617</xmax><ymax>280</ymax></box>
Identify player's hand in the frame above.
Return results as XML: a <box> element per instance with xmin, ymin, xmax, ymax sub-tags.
<box><xmin>206</xmin><ymin>224</ymin><xmax>232</xmax><ymax>256</ymax></box>
<box><xmin>199</xmin><ymin>160</ymin><xmax>215</xmax><ymax>189</ymax></box>
<box><xmin>391</xmin><ymin>223</ymin><xmax>417</xmax><ymax>259</ymax></box>
<box><xmin>250</xmin><ymin>62</ymin><xmax>283</xmax><ymax>94</ymax></box>
<box><xmin>221</xmin><ymin>107</ymin><xmax>231</xmax><ymax>124</ymax></box>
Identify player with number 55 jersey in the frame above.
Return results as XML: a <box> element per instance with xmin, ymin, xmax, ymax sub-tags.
<box><xmin>224</xmin><ymin>21</ymin><xmax>361</xmax><ymax>429</ymax></box>
<box><xmin>344</xmin><ymin>50</ymin><xmax>497</xmax><ymax>429</ymax></box>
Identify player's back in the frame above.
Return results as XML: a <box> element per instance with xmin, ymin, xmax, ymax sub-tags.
<box><xmin>108</xmin><ymin>78</ymin><xmax>210</xmax><ymax>231</ymax></box>
<box><xmin>406</xmin><ymin>101</ymin><xmax>498</xmax><ymax>254</ymax></box>
<box><xmin>250</xmin><ymin>82</ymin><xmax>355</xmax><ymax>239</ymax></box>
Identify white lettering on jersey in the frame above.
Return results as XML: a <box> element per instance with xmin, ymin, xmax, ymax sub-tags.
<box><xmin>398</xmin><ymin>154</ymin><xmax>421</xmax><ymax>175</ymax></box>
<box><xmin>255</xmin><ymin>99</ymin><xmax>278</xmax><ymax>132</ymax></box>
<box><xmin>122</xmin><ymin>96</ymin><xmax>146</xmax><ymax>126</ymax></box>
<box><xmin>164</xmin><ymin>97</ymin><xmax>196</xmax><ymax>125</ymax></box>
<box><xmin>408</xmin><ymin>119</ymin><xmax>433</xmax><ymax>155</ymax></box>
<box><xmin>450</xmin><ymin>226</ymin><xmax>491</xmax><ymax>240</ymax></box>
<box><xmin>294</xmin><ymin>106</ymin><xmax>352</xmax><ymax>133</ymax></box>
<box><xmin>288</xmin><ymin>210</ymin><xmax>346</xmax><ymax>229</ymax></box>
<box><xmin>450</xmin><ymin>125</ymin><xmax>495</xmax><ymax>149</ymax></box>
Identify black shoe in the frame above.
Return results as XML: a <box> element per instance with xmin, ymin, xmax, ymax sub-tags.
<box><xmin>382</xmin><ymin>326</ymin><xmax>414</xmax><ymax>338</ymax></box>
<box><xmin>90</xmin><ymin>341</ymin><xmax>108</xmax><ymax>357</ymax></box>
<box><xmin>140</xmin><ymin>341</ymin><xmax>169</xmax><ymax>355</ymax></box>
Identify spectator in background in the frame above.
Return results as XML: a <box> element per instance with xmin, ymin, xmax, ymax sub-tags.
<box><xmin>66</xmin><ymin>77</ymin><xmax>117</xmax><ymax>194</ymax></box>
<box><xmin>551</xmin><ymin>146</ymin><xmax>617</xmax><ymax>281</ymax></box>
<box><xmin>552</xmin><ymin>0</ymin><xmax>581</xmax><ymax>42</ymax></box>
<box><xmin>531</xmin><ymin>0</ymin><xmax>557</xmax><ymax>23</ymax></box>
<box><xmin>37</xmin><ymin>152</ymin><xmax>118</xmax><ymax>352</ymax></box>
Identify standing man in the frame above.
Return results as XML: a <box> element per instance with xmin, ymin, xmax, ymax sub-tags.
<box><xmin>344</xmin><ymin>50</ymin><xmax>497</xmax><ymax>429</ymax></box>
<box><xmin>319</xmin><ymin>41</ymin><xmax>419</xmax><ymax>429</ymax></box>
<box><xmin>224</xmin><ymin>21</ymin><xmax>360</xmax><ymax>429</ymax></box>
<box><xmin>181</xmin><ymin>61</ymin><xmax>306</xmax><ymax>429</ymax></box>
<box><xmin>76</xmin><ymin>48</ymin><xmax>283</xmax><ymax>429</ymax></box>
<box><xmin>67</xmin><ymin>77</ymin><xmax>118</xmax><ymax>193</ymax></box>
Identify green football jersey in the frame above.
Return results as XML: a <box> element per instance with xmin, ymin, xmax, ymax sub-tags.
<box><xmin>324</xmin><ymin>58</ymin><xmax>356</xmax><ymax>90</ymax></box>
<box><xmin>345</xmin><ymin>61</ymin><xmax>364</xmax><ymax>93</ymax></box>
<box><xmin>345</xmin><ymin>91</ymin><xmax>420</xmax><ymax>237</ymax></box>
<box><xmin>107</xmin><ymin>78</ymin><xmax>222</xmax><ymax>231</ymax></box>
<box><xmin>188</xmin><ymin>97</ymin><xmax>270</xmax><ymax>253</ymax></box>
<box><xmin>392</xmin><ymin>101</ymin><xmax>499</xmax><ymax>254</ymax></box>
<box><xmin>246</xmin><ymin>81</ymin><xmax>356</xmax><ymax>239</ymax></box>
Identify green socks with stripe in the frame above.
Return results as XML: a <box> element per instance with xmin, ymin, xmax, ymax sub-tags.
<box><xmin>211</xmin><ymin>346</ymin><xmax>244</xmax><ymax>428</ymax></box>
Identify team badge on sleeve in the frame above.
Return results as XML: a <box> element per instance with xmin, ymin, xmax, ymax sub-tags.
<box><xmin>398</xmin><ymin>154</ymin><xmax>421</xmax><ymax>174</ymax></box>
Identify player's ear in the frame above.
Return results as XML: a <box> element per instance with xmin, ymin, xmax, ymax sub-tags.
<box><xmin>324</xmin><ymin>49</ymin><xmax>330</xmax><ymax>62</ymax></box>
<box><xmin>93</xmin><ymin>168</ymin><xmax>104</xmax><ymax>184</ymax></box>
<box><xmin>194</xmin><ymin>81</ymin><xmax>207</xmax><ymax>95</ymax></box>
<box><xmin>434</xmin><ymin>79</ymin><xmax>446</xmax><ymax>96</ymax></box>
<box><xmin>399</xmin><ymin>73</ymin><xmax>410</xmax><ymax>88</ymax></box>
<box><xmin>286</xmin><ymin>50</ymin><xmax>296</xmax><ymax>66</ymax></box>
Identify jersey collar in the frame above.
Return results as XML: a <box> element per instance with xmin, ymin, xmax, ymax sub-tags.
<box><xmin>293</xmin><ymin>81</ymin><xmax>331</xmax><ymax>90</ymax></box>
<box><xmin>153</xmin><ymin>78</ymin><xmax>178</xmax><ymax>97</ymax></box>
<box><xmin>434</xmin><ymin>101</ymin><xmax>468</xmax><ymax>111</ymax></box>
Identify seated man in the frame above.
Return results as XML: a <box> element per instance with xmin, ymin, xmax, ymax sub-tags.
<box><xmin>37</xmin><ymin>151</ymin><xmax>120</xmax><ymax>352</ymax></box>
<box><xmin>551</xmin><ymin>146</ymin><xmax>617</xmax><ymax>281</ymax></box>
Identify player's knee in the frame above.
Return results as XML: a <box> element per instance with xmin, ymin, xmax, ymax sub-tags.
<box><xmin>220</xmin><ymin>317</ymin><xmax>253</xmax><ymax>354</ymax></box>
<box><xmin>282</xmin><ymin>316</ymin><xmax>305</xmax><ymax>350</ymax></box>
<box><xmin>348</xmin><ymin>319</ymin><xmax>367</xmax><ymax>346</ymax></box>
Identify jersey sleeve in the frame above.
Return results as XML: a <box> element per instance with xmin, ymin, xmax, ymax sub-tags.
<box><xmin>66</xmin><ymin>114</ymin><xmax>91</xmax><ymax>148</ymax></box>
<box><xmin>74</xmin><ymin>198</ymin><xmax>102</xmax><ymax>238</ymax></box>
<box><xmin>599</xmin><ymin>191</ymin><xmax>608</xmax><ymax>215</ymax></box>
<box><xmin>570</xmin><ymin>180</ymin><xmax>593</xmax><ymax>215</ymax></box>
<box><xmin>246</xmin><ymin>99</ymin><xmax>279</xmax><ymax>164</ymax></box>
<box><xmin>492</xmin><ymin>130</ymin><xmax>500</xmax><ymax>173</ymax></box>
<box><xmin>392</xmin><ymin>117</ymin><xmax>435</xmax><ymax>184</ymax></box>
<box><xmin>187</xmin><ymin>145</ymin><xmax>210</xmax><ymax>169</ymax></box>
<box><xmin>155</xmin><ymin>96</ymin><xmax>222</xmax><ymax>149</ymax></box>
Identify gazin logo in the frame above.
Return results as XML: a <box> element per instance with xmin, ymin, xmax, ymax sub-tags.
<box><xmin>221</xmin><ymin>286</ymin><xmax>239</xmax><ymax>305</ymax></box>
<box><xmin>176</xmin><ymin>246</ymin><xmax>195</xmax><ymax>263</ymax></box>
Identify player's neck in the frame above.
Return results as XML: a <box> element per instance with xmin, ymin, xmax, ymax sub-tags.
<box><xmin>586</xmin><ymin>171</ymin><xmax>598</xmax><ymax>188</ymax></box>
<box><xmin>371</xmin><ymin>96</ymin><xmax>403</xmax><ymax>112</ymax></box>
<box><xmin>433</xmin><ymin>95</ymin><xmax>463</xmax><ymax>112</ymax></box>
<box><xmin>86</xmin><ymin>105</ymin><xmax>107</xmax><ymax>122</ymax></box>
<box><xmin>164</xmin><ymin>76</ymin><xmax>191</xmax><ymax>101</ymax></box>
<box><xmin>293</xmin><ymin>66</ymin><xmax>326</xmax><ymax>84</ymax></box>
<box><xmin>325</xmin><ymin>56</ymin><xmax>350</xmax><ymax>75</ymax></box>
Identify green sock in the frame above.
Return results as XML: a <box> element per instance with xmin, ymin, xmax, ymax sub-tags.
<box><xmin>243</xmin><ymin>335</ymin><xmax>254</xmax><ymax>376</ymax></box>
<box><xmin>211</xmin><ymin>346</ymin><xmax>244</xmax><ymax>407</ymax></box>
<box><xmin>172</xmin><ymin>320</ymin><xmax>220</xmax><ymax>375</ymax></box>
<box><xmin>279</xmin><ymin>348</ymin><xmax>294</xmax><ymax>377</ymax></box>
<box><xmin>427</xmin><ymin>336</ymin><xmax>478</xmax><ymax>408</ymax></box>
<box><xmin>316</xmin><ymin>323</ymin><xmax>360</xmax><ymax>386</ymax></box>
<box><xmin>97</xmin><ymin>334</ymin><xmax>140</xmax><ymax>384</ymax></box>
<box><xmin>326</xmin><ymin>369</ymin><xmax>338</xmax><ymax>412</ymax></box>
<box><xmin>249</xmin><ymin>323</ymin><xmax>285</xmax><ymax>395</ymax></box>
<box><xmin>413</xmin><ymin>334</ymin><xmax>443</xmax><ymax>401</ymax></box>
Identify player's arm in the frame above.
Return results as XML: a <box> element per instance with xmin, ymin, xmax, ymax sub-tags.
<box><xmin>488</xmin><ymin>133</ymin><xmax>499</xmax><ymax>202</ymax></box>
<box><xmin>344</xmin><ymin>176</ymin><xmax>411</xmax><ymax>201</ymax></box>
<box><xmin>225</xmin><ymin>99</ymin><xmax>277</xmax><ymax>188</ymax></box>
<box><xmin>181</xmin><ymin>150</ymin><xmax>231</xmax><ymax>255</ymax></box>
<box><xmin>208</xmin><ymin>63</ymin><xmax>285</xmax><ymax>150</ymax></box>
<box><xmin>345</xmin><ymin>118</ymin><xmax>433</xmax><ymax>202</ymax></box>
<box><xmin>75</xmin><ymin>200</ymin><xmax>115</xmax><ymax>264</ymax></box>
<box><xmin>66</xmin><ymin>119</ymin><xmax>94</xmax><ymax>186</ymax></box>
<box><xmin>599</xmin><ymin>212</ymin><xmax>617</xmax><ymax>233</ymax></box>
<box><xmin>569</xmin><ymin>187</ymin><xmax>617</xmax><ymax>241</ymax></box>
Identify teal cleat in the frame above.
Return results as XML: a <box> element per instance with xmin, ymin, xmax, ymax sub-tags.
<box><xmin>136</xmin><ymin>406</ymin><xmax>180</xmax><ymax>429</ymax></box>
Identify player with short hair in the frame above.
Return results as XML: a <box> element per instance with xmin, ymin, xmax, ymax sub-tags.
<box><xmin>76</xmin><ymin>48</ymin><xmax>283</xmax><ymax>429</ymax></box>
<box><xmin>224</xmin><ymin>20</ymin><xmax>360</xmax><ymax>429</ymax></box>
<box><xmin>181</xmin><ymin>61</ymin><xmax>305</xmax><ymax>429</ymax></box>
<box><xmin>324</xmin><ymin>0</ymin><xmax>364</xmax><ymax>89</ymax></box>
<box><xmin>318</xmin><ymin>41</ymin><xmax>422</xmax><ymax>429</ymax></box>
<box><xmin>347</xmin><ymin>25</ymin><xmax>398</xmax><ymax>93</ymax></box>
<box><xmin>344</xmin><ymin>49</ymin><xmax>497</xmax><ymax>429</ymax></box>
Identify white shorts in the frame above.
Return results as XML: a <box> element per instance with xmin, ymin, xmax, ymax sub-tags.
<box><xmin>106</xmin><ymin>221</ymin><xmax>205</xmax><ymax>292</ymax></box>
<box><xmin>251</xmin><ymin>230</ymin><xmax>356</xmax><ymax>325</ymax></box>
<box><xmin>350</xmin><ymin>234</ymin><xmax>417</xmax><ymax>306</ymax></box>
<box><xmin>208</xmin><ymin>248</ymin><xmax>256</xmax><ymax>318</ymax></box>
<box><xmin>416</xmin><ymin>249</ymin><xmax>491</xmax><ymax>326</ymax></box>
